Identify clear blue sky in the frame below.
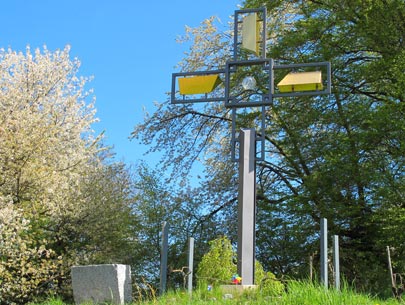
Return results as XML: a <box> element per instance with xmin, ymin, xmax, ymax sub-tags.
<box><xmin>0</xmin><ymin>0</ymin><xmax>240</xmax><ymax>166</ymax></box>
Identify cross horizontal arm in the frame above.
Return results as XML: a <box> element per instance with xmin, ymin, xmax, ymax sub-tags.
<box><xmin>171</xmin><ymin>69</ymin><xmax>226</xmax><ymax>104</ymax></box>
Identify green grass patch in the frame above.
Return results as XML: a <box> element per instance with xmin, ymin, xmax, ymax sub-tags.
<box><xmin>29</xmin><ymin>280</ymin><xmax>401</xmax><ymax>305</ymax></box>
<box><xmin>142</xmin><ymin>281</ymin><xmax>400</xmax><ymax>305</ymax></box>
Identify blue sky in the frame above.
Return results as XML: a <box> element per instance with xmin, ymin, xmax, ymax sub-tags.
<box><xmin>0</xmin><ymin>0</ymin><xmax>240</xmax><ymax>167</ymax></box>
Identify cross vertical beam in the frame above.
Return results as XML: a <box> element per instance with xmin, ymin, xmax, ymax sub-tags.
<box><xmin>237</xmin><ymin>129</ymin><xmax>256</xmax><ymax>285</ymax></box>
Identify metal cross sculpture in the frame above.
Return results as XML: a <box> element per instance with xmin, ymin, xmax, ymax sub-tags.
<box><xmin>171</xmin><ymin>7</ymin><xmax>331</xmax><ymax>286</ymax></box>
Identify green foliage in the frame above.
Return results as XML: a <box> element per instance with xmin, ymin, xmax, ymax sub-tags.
<box><xmin>59</xmin><ymin>162</ymin><xmax>139</xmax><ymax>265</ymax></box>
<box><xmin>196</xmin><ymin>236</ymin><xmax>236</xmax><ymax>286</ymax></box>
<box><xmin>244</xmin><ymin>0</ymin><xmax>405</xmax><ymax>293</ymax></box>
<box><xmin>0</xmin><ymin>203</ymin><xmax>62</xmax><ymax>304</ymax></box>
<box><xmin>196</xmin><ymin>236</ymin><xmax>284</xmax><ymax>297</ymax></box>
<box><xmin>27</xmin><ymin>298</ymin><xmax>65</xmax><ymax>305</ymax></box>
<box><xmin>131</xmin><ymin>164</ymin><xmax>233</xmax><ymax>290</ymax></box>
<box><xmin>130</xmin><ymin>164</ymin><xmax>173</xmax><ymax>286</ymax></box>
<box><xmin>255</xmin><ymin>261</ymin><xmax>284</xmax><ymax>297</ymax></box>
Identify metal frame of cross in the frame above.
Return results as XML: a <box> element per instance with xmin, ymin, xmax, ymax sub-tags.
<box><xmin>171</xmin><ymin>7</ymin><xmax>331</xmax><ymax>286</ymax></box>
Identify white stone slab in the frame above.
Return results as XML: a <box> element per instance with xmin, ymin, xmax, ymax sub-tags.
<box><xmin>71</xmin><ymin>264</ymin><xmax>132</xmax><ymax>304</ymax></box>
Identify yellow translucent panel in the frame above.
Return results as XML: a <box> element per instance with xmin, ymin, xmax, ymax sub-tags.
<box><xmin>178</xmin><ymin>75</ymin><xmax>222</xmax><ymax>95</ymax></box>
<box><xmin>277</xmin><ymin>71</ymin><xmax>323</xmax><ymax>93</ymax></box>
<box><xmin>242</xmin><ymin>13</ymin><xmax>259</xmax><ymax>55</ymax></box>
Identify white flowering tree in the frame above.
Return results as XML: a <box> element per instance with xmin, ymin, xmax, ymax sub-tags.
<box><xmin>0</xmin><ymin>45</ymin><xmax>99</xmax><ymax>210</ymax></box>
<box><xmin>0</xmin><ymin>45</ymin><xmax>104</xmax><ymax>303</ymax></box>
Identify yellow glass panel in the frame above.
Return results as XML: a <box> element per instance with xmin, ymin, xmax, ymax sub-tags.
<box><xmin>277</xmin><ymin>71</ymin><xmax>323</xmax><ymax>93</ymax></box>
<box><xmin>242</xmin><ymin>13</ymin><xmax>259</xmax><ymax>55</ymax></box>
<box><xmin>178</xmin><ymin>75</ymin><xmax>222</xmax><ymax>95</ymax></box>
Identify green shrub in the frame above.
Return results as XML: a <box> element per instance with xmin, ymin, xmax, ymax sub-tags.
<box><xmin>196</xmin><ymin>236</ymin><xmax>284</xmax><ymax>297</ymax></box>
<box><xmin>196</xmin><ymin>236</ymin><xmax>236</xmax><ymax>287</ymax></box>
<box><xmin>255</xmin><ymin>261</ymin><xmax>284</xmax><ymax>296</ymax></box>
<box><xmin>0</xmin><ymin>203</ymin><xmax>63</xmax><ymax>304</ymax></box>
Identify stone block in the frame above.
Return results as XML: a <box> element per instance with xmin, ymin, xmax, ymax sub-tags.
<box><xmin>71</xmin><ymin>264</ymin><xmax>132</xmax><ymax>304</ymax></box>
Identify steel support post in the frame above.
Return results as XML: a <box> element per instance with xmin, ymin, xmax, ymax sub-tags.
<box><xmin>237</xmin><ymin>128</ymin><xmax>256</xmax><ymax>285</ymax></box>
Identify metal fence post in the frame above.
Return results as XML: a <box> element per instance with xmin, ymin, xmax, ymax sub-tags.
<box><xmin>320</xmin><ymin>218</ymin><xmax>328</xmax><ymax>288</ymax></box>
<box><xmin>187</xmin><ymin>237</ymin><xmax>194</xmax><ymax>294</ymax></box>
<box><xmin>333</xmin><ymin>235</ymin><xmax>340</xmax><ymax>290</ymax></box>
<box><xmin>160</xmin><ymin>221</ymin><xmax>169</xmax><ymax>294</ymax></box>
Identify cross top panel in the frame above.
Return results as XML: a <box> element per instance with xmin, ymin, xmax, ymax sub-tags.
<box><xmin>170</xmin><ymin>7</ymin><xmax>331</xmax><ymax>161</ymax></box>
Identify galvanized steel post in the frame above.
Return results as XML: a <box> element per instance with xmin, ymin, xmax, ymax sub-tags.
<box><xmin>160</xmin><ymin>221</ymin><xmax>169</xmax><ymax>294</ymax></box>
<box><xmin>187</xmin><ymin>237</ymin><xmax>194</xmax><ymax>294</ymax></box>
<box><xmin>237</xmin><ymin>129</ymin><xmax>256</xmax><ymax>285</ymax></box>
<box><xmin>333</xmin><ymin>235</ymin><xmax>340</xmax><ymax>290</ymax></box>
<box><xmin>320</xmin><ymin>218</ymin><xmax>328</xmax><ymax>288</ymax></box>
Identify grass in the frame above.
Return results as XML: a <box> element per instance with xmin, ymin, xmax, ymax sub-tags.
<box><xmin>30</xmin><ymin>280</ymin><xmax>402</xmax><ymax>305</ymax></box>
